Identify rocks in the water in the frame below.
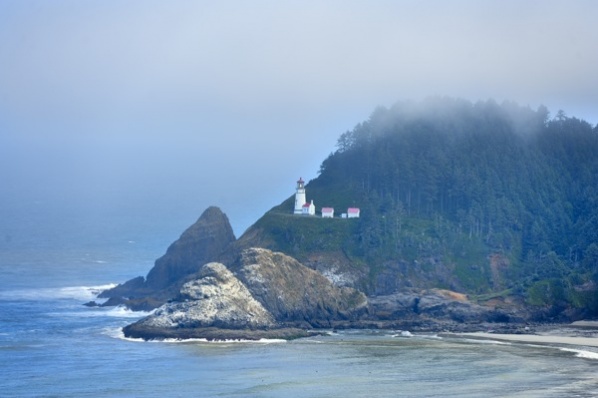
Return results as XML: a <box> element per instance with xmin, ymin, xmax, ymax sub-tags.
<box><xmin>139</xmin><ymin>262</ymin><xmax>275</xmax><ymax>330</ymax></box>
<box><xmin>145</xmin><ymin>206</ymin><xmax>236</xmax><ymax>290</ymax></box>
<box><xmin>124</xmin><ymin>248</ymin><xmax>369</xmax><ymax>340</ymax></box>
<box><xmin>99</xmin><ymin>276</ymin><xmax>145</xmax><ymax>299</ymax></box>
<box><xmin>122</xmin><ymin>324</ymin><xmax>320</xmax><ymax>341</ymax></box>
<box><xmin>100</xmin><ymin>206</ymin><xmax>236</xmax><ymax>309</ymax></box>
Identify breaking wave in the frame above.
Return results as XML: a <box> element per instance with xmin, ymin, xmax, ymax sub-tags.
<box><xmin>57</xmin><ymin>306</ymin><xmax>154</xmax><ymax>318</ymax></box>
<box><xmin>101</xmin><ymin>327</ymin><xmax>145</xmax><ymax>342</ymax></box>
<box><xmin>558</xmin><ymin>347</ymin><xmax>598</xmax><ymax>360</ymax></box>
<box><xmin>159</xmin><ymin>338</ymin><xmax>288</xmax><ymax>344</ymax></box>
<box><xmin>0</xmin><ymin>284</ymin><xmax>117</xmax><ymax>302</ymax></box>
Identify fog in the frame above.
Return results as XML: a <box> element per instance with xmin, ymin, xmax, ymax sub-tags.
<box><xmin>1</xmin><ymin>1</ymin><xmax>597</xmax><ymax>242</ymax></box>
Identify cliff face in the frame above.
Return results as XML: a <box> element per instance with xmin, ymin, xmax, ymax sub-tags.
<box><xmin>235</xmin><ymin>248</ymin><xmax>368</xmax><ymax>327</ymax></box>
<box><xmin>123</xmin><ymin>248</ymin><xmax>368</xmax><ymax>340</ymax></box>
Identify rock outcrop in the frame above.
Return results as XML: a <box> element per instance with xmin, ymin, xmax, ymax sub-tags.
<box><xmin>123</xmin><ymin>262</ymin><xmax>280</xmax><ymax>340</ymax></box>
<box><xmin>368</xmin><ymin>288</ymin><xmax>520</xmax><ymax>324</ymax></box>
<box><xmin>145</xmin><ymin>206</ymin><xmax>236</xmax><ymax>290</ymax></box>
<box><xmin>123</xmin><ymin>248</ymin><xmax>368</xmax><ymax>340</ymax></box>
<box><xmin>100</xmin><ymin>206</ymin><xmax>236</xmax><ymax>310</ymax></box>
<box><xmin>235</xmin><ymin>248</ymin><xmax>368</xmax><ymax>328</ymax></box>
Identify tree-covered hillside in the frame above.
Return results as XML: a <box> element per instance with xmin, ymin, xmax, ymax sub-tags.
<box><xmin>242</xmin><ymin>98</ymin><xmax>598</xmax><ymax>318</ymax></box>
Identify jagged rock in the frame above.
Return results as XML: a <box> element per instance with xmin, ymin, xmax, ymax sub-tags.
<box><xmin>123</xmin><ymin>249</ymin><xmax>370</xmax><ymax>340</ymax></box>
<box><xmin>235</xmin><ymin>248</ymin><xmax>368</xmax><ymax>328</ymax></box>
<box><xmin>145</xmin><ymin>207</ymin><xmax>236</xmax><ymax>290</ymax></box>
<box><xmin>124</xmin><ymin>263</ymin><xmax>276</xmax><ymax>339</ymax></box>
<box><xmin>100</xmin><ymin>207</ymin><xmax>236</xmax><ymax>309</ymax></box>
<box><xmin>98</xmin><ymin>276</ymin><xmax>145</xmax><ymax>300</ymax></box>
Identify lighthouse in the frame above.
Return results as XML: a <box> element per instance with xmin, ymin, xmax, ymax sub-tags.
<box><xmin>294</xmin><ymin>177</ymin><xmax>306</xmax><ymax>214</ymax></box>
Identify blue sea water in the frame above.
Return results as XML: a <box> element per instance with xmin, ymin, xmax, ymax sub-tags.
<box><xmin>2</xmin><ymin>211</ymin><xmax>598</xmax><ymax>397</ymax></box>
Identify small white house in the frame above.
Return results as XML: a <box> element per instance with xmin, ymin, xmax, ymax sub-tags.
<box><xmin>322</xmin><ymin>207</ymin><xmax>334</xmax><ymax>218</ymax></box>
<box><xmin>302</xmin><ymin>200</ymin><xmax>315</xmax><ymax>216</ymax></box>
<box><xmin>347</xmin><ymin>208</ymin><xmax>360</xmax><ymax>218</ymax></box>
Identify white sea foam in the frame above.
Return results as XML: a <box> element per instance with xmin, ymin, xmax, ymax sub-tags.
<box><xmin>102</xmin><ymin>306</ymin><xmax>154</xmax><ymax>318</ymax></box>
<box><xmin>101</xmin><ymin>326</ymin><xmax>287</xmax><ymax>344</ymax></box>
<box><xmin>517</xmin><ymin>343</ymin><xmax>598</xmax><ymax>360</ymax></box>
<box><xmin>160</xmin><ymin>337</ymin><xmax>288</xmax><ymax>344</ymax></box>
<box><xmin>0</xmin><ymin>284</ymin><xmax>117</xmax><ymax>301</ymax></box>
<box><xmin>102</xmin><ymin>327</ymin><xmax>146</xmax><ymax>342</ymax></box>
<box><xmin>557</xmin><ymin>347</ymin><xmax>598</xmax><ymax>360</ymax></box>
<box><xmin>460</xmin><ymin>338</ymin><xmax>512</xmax><ymax>345</ymax></box>
<box><xmin>57</xmin><ymin>306</ymin><xmax>153</xmax><ymax>318</ymax></box>
<box><xmin>420</xmin><ymin>334</ymin><xmax>442</xmax><ymax>340</ymax></box>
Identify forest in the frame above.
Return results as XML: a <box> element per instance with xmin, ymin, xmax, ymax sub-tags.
<box><xmin>304</xmin><ymin>98</ymin><xmax>598</xmax><ymax>314</ymax></box>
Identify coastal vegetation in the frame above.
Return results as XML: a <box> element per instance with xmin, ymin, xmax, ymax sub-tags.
<box><xmin>243</xmin><ymin>98</ymin><xmax>598</xmax><ymax>317</ymax></box>
<box><xmin>105</xmin><ymin>98</ymin><xmax>598</xmax><ymax>337</ymax></box>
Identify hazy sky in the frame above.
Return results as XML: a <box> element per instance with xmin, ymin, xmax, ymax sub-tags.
<box><xmin>2</xmin><ymin>1</ymin><xmax>598</xmax><ymax>241</ymax></box>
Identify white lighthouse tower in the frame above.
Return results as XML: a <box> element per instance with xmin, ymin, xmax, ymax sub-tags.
<box><xmin>294</xmin><ymin>177</ymin><xmax>306</xmax><ymax>214</ymax></box>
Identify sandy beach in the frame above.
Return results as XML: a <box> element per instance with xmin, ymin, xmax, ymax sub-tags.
<box><xmin>454</xmin><ymin>321</ymin><xmax>598</xmax><ymax>348</ymax></box>
<box><xmin>460</xmin><ymin>332</ymin><xmax>598</xmax><ymax>348</ymax></box>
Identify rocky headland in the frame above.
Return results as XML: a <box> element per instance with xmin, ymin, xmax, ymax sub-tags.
<box><xmin>99</xmin><ymin>206</ymin><xmax>537</xmax><ymax>341</ymax></box>
<box><xmin>100</xmin><ymin>100</ymin><xmax>598</xmax><ymax>339</ymax></box>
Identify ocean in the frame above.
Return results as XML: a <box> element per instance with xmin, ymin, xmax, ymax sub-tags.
<box><xmin>2</xmin><ymin>210</ymin><xmax>598</xmax><ymax>397</ymax></box>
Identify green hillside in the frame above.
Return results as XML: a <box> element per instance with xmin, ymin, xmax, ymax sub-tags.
<box><xmin>240</xmin><ymin>98</ymin><xmax>598</xmax><ymax>318</ymax></box>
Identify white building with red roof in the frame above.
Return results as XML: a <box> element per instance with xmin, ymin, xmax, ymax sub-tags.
<box><xmin>347</xmin><ymin>208</ymin><xmax>360</xmax><ymax>218</ymax></box>
<box><xmin>321</xmin><ymin>207</ymin><xmax>334</xmax><ymax>218</ymax></box>
<box><xmin>292</xmin><ymin>178</ymin><xmax>357</xmax><ymax>220</ymax></box>
<box><xmin>302</xmin><ymin>200</ymin><xmax>315</xmax><ymax>216</ymax></box>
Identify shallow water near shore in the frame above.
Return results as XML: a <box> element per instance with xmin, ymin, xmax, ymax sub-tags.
<box><xmin>3</xmin><ymin>283</ymin><xmax>598</xmax><ymax>397</ymax></box>
<box><xmin>2</xmin><ymin>226</ymin><xmax>598</xmax><ymax>397</ymax></box>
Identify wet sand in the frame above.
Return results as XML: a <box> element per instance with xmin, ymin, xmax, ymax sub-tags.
<box><xmin>460</xmin><ymin>332</ymin><xmax>598</xmax><ymax>347</ymax></box>
<box><xmin>456</xmin><ymin>321</ymin><xmax>598</xmax><ymax>348</ymax></box>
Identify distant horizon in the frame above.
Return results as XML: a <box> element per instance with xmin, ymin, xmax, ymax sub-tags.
<box><xmin>2</xmin><ymin>1</ymin><xmax>598</xmax><ymax>241</ymax></box>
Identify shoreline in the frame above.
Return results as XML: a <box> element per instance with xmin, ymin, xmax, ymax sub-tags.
<box><xmin>120</xmin><ymin>317</ymin><xmax>598</xmax><ymax>343</ymax></box>
<box><xmin>450</xmin><ymin>323</ymin><xmax>598</xmax><ymax>348</ymax></box>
